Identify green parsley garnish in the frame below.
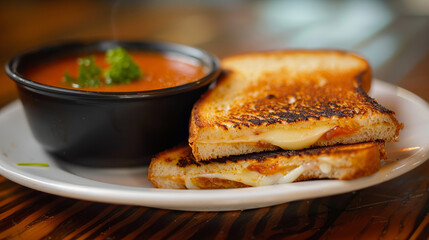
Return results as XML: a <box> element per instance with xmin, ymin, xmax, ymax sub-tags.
<box><xmin>64</xmin><ymin>56</ymin><xmax>102</xmax><ymax>88</ymax></box>
<box><xmin>17</xmin><ymin>163</ymin><xmax>50</xmax><ymax>167</ymax></box>
<box><xmin>104</xmin><ymin>47</ymin><xmax>142</xmax><ymax>85</ymax></box>
<box><xmin>63</xmin><ymin>47</ymin><xmax>142</xmax><ymax>88</ymax></box>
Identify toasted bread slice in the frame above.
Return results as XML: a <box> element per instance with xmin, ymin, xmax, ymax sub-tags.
<box><xmin>189</xmin><ymin>50</ymin><xmax>402</xmax><ymax>161</ymax></box>
<box><xmin>148</xmin><ymin>141</ymin><xmax>385</xmax><ymax>189</ymax></box>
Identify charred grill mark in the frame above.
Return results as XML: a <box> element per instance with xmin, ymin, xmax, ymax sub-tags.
<box><xmin>355</xmin><ymin>87</ymin><xmax>393</xmax><ymax>114</ymax></box>
<box><xmin>215</xmin><ymin>122</ymin><xmax>228</xmax><ymax>130</ymax></box>
<box><xmin>176</xmin><ymin>142</ymin><xmax>382</xmax><ymax>168</ymax></box>
<box><xmin>223</xmin><ymin>78</ymin><xmax>394</xmax><ymax>127</ymax></box>
<box><xmin>230</xmin><ymin>117</ymin><xmax>251</xmax><ymax>128</ymax></box>
<box><xmin>248</xmin><ymin>118</ymin><xmax>272</xmax><ymax>126</ymax></box>
<box><xmin>177</xmin><ymin>156</ymin><xmax>200</xmax><ymax>167</ymax></box>
<box><xmin>209</xmin><ymin>69</ymin><xmax>394</xmax><ymax>128</ymax></box>
<box><xmin>224</xmin><ymin>85</ymin><xmax>364</xmax><ymax>126</ymax></box>
<box><xmin>240</xmin><ymin>101</ymin><xmax>358</xmax><ymax>126</ymax></box>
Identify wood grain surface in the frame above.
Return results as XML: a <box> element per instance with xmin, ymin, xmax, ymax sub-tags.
<box><xmin>0</xmin><ymin>159</ymin><xmax>427</xmax><ymax>239</ymax></box>
<box><xmin>0</xmin><ymin>1</ymin><xmax>428</xmax><ymax>239</ymax></box>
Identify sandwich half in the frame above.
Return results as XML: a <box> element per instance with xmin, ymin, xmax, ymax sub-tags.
<box><xmin>189</xmin><ymin>50</ymin><xmax>402</xmax><ymax>161</ymax></box>
<box><xmin>148</xmin><ymin>141</ymin><xmax>386</xmax><ymax>189</ymax></box>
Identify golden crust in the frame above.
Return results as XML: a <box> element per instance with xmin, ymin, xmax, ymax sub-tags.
<box><xmin>148</xmin><ymin>141</ymin><xmax>385</xmax><ymax>189</ymax></box>
<box><xmin>189</xmin><ymin>50</ymin><xmax>401</xmax><ymax>161</ymax></box>
<box><xmin>191</xmin><ymin>50</ymin><xmax>373</xmax><ymax>129</ymax></box>
<box><xmin>220</xmin><ymin>49</ymin><xmax>372</xmax><ymax>92</ymax></box>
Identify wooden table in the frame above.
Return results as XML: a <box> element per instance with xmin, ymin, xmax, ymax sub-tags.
<box><xmin>1</xmin><ymin>1</ymin><xmax>428</xmax><ymax>239</ymax></box>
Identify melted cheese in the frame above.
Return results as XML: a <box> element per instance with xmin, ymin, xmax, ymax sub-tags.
<box><xmin>186</xmin><ymin>166</ymin><xmax>306</xmax><ymax>188</ymax></box>
<box><xmin>185</xmin><ymin>176</ymin><xmax>199</xmax><ymax>189</ymax></box>
<box><xmin>197</xmin><ymin>125</ymin><xmax>334</xmax><ymax>150</ymax></box>
<box><xmin>277</xmin><ymin>166</ymin><xmax>306</xmax><ymax>184</ymax></box>
<box><xmin>259</xmin><ymin>126</ymin><xmax>334</xmax><ymax>150</ymax></box>
<box><xmin>184</xmin><ymin>163</ymin><xmax>333</xmax><ymax>189</ymax></box>
<box><xmin>319</xmin><ymin>163</ymin><xmax>332</xmax><ymax>174</ymax></box>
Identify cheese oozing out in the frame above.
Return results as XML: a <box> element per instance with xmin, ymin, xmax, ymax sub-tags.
<box><xmin>197</xmin><ymin>125</ymin><xmax>334</xmax><ymax>150</ymax></box>
<box><xmin>183</xmin><ymin>163</ymin><xmax>332</xmax><ymax>189</ymax></box>
<box><xmin>259</xmin><ymin>125</ymin><xmax>334</xmax><ymax>150</ymax></box>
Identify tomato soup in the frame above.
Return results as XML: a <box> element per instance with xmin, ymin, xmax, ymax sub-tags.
<box><xmin>24</xmin><ymin>52</ymin><xmax>207</xmax><ymax>92</ymax></box>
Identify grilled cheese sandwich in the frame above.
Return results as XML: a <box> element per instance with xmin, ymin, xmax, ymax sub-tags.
<box><xmin>148</xmin><ymin>141</ymin><xmax>386</xmax><ymax>189</ymax></box>
<box><xmin>148</xmin><ymin>50</ymin><xmax>402</xmax><ymax>190</ymax></box>
<box><xmin>189</xmin><ymin>50</ymin><xmax>402</xmax><ymax>161</ymax></box>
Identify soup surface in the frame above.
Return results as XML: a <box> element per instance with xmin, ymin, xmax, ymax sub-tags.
<box><xmin>25</xmin><ymin>52</ymin><xmax>207</xmax><ymax>92</ymax></box>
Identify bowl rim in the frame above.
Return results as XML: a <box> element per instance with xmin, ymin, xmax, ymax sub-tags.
<box><xmin>5</xmin><ymin>40</ymin><xmax>220</xmax><ymax>99</ymax></box>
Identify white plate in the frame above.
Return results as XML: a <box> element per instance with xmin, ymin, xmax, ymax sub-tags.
<box><xmin>0</xmin><ymin>80</ymin><xmax>428</xmax><ymax>212</ymax></box>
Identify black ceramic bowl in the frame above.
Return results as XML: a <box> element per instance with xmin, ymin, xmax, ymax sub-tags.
<box><xmin>6</xmin><ymin>41</ymin><xmax>220</xmax><ymax>167</ymax></box>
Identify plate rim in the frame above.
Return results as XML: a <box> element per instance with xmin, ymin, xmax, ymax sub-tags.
<box><xmin>0</xmin><ymin>79</ymin><xmax>428</xmax><ymax>211</ymax></box>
